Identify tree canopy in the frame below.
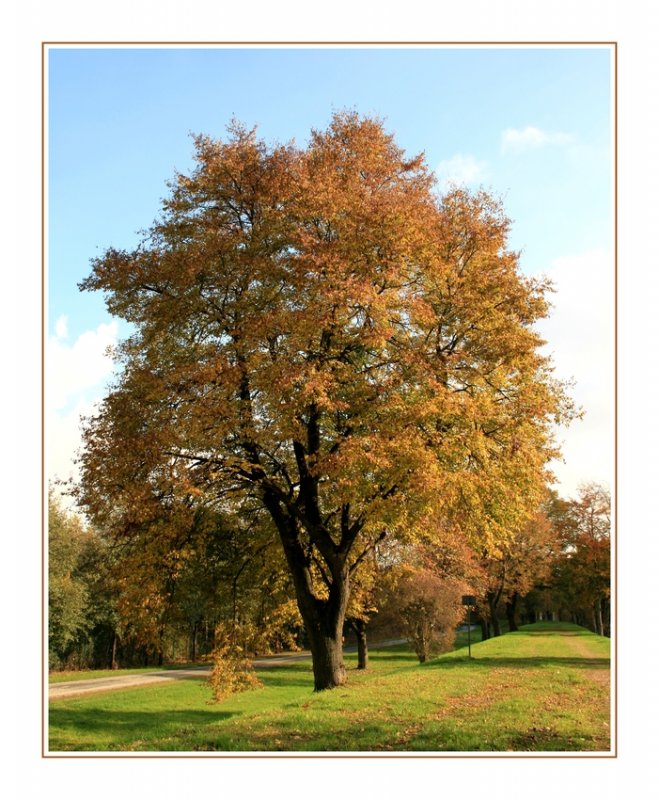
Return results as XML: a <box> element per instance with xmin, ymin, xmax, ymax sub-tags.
<box><xmin>76</xmin><ymin>112</ymin><xmax>573</xmax><ymax>689</ymax></box>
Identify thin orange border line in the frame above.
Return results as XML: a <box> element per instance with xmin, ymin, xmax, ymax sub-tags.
<box><xmin>42</xmin><ymin>40</ymin><xmax>618</xmax><ymax>760</ymax></box>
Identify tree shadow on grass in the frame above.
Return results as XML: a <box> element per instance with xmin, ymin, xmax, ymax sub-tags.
<box><xmin>255</xmin><ymin>662</ymin><xmax>315</xmax><ymax>690</ymax></box>
<box><xmin>48</xmin><ymin>708</ymin><xmax>235</xmax><ymax>751</ymax></box>
<box><xmin>256</xmin><ymin>674</ymin><xmax>315</xmax><ymax>690</ymax></box>
<box><xmin>364</xmin><ymin>651</ymin><xmax>421</xmax><ymax>663</ymax></box>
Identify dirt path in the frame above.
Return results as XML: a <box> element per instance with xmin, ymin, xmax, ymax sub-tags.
<box><xmin>48</xmin><ymin>653</ymin><xmax>312</xmax><ymax>700</ymax></box>
<box><xmin>562</xmin><ymin>631</ymin><xmax>610</xmax><ymax>686</ymax></box>
<box><xmin>48</xmin><ymin>666</ymin><xmax>214</xmax><ymax>699</ymax></box>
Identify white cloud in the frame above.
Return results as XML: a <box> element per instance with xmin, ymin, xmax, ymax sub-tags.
<box><xmin>55</xmin><ymin>314</ymin><xmax>68</xmax><ymax>339</ymax></box>
<box><xmin>47</xmin><ymin>319</ymin><xmax>118</xmax><ymax>411</ymax></box>
<box><xmin>47</xmin><ymin>320</ymin><xmax>118</xmax><ymax>492</ymax></box>
<box><xmin>537</xmin><ymin>249</ymin><xmax>614</xmax><ymax>380</ymax></box>
<box><xmin>501</xmin><ymin>126</ymin><xmax>575</xmax><ymax>154</ymax></box>
<box><xmin>534</xmin><ymin>249</ymin><xmax>615</xmax><ymax>498</ymax></box>
<box><xmin>435</xmin><ymin>153</ymin><xmax>487</xmax><ymax>191</ymax></box>
<box><xmin>47</xmin><ymin>399</ymin><xmax>100</xmax><ymax>490</ymax></box>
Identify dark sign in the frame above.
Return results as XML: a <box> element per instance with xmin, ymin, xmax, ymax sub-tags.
<box><xmin>462</xmin><ymin>595</ymin><xmax>476</xmax><ymax>606</ymax></box>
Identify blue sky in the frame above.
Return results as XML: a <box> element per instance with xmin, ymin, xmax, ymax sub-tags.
<box><xmin>47</xmin><ymin>44</ymin><xmax>614</xmax><ymax>498</ymax></box>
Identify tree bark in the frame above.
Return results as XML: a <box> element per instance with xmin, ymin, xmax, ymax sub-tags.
<box><xmin>190</xmin><ymin>622</ymin><xmax>197</xmax><ymax>663</ymax></box>
<box><xmin>349</xmin><ymin>618</ymin><xmax>369</xmax><ymax>670</ymax></box>
<box><xmin>506</xmin><ymin>593</ymin><xmax>519</xmax><ymax>632</ymax></box>
<box><xmin>298</xmin><ymin>569</ymin><xmax>349</xmax><ymax>689</ymax></box>
<box><xmin>110</xmin><ymin>631</ymin><xmax>118</xmax><ymax>670</ymax></box>
<box><xmin>594</xmin><ymin>600</ymin><xmax>604</xmax><ymax>636</ymax></box>
<box><xmin>487</xmin><ymin>593</ymin><xmax>502</xmax><ymax>636</ymax></box>
<box><xmin>602</xmin><ymin>598</ymin><xmax>610</xmax><ymax>637</ymax></box>
<box><xmin>306</xmin><ymin>624</ymin><xmax>347</xmax><ymax>689</ymax></box>
<box><xmin>157</xmin><ymin>625</ymin><xmax>165</xmax><ymax>667</ymax></box>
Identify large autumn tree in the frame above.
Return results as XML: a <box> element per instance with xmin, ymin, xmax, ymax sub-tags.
<box><xmin>77</xmin><ymin>112</ymin><xmax>571</xmax><ymax>690</ymax></box>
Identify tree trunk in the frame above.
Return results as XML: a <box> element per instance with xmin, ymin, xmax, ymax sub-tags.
<box><xmin>306</xmin><ymin>624</ymin><xmax>347</xmax><ymax>689</ymax></box>
<box><xmin>190</xmin><ymin>622</ymin><xmax>197</xmax><ymax>663</ymax></box>
<box><xmin>273</xmin><ymin>515</ymin><xmax>349</xmax><ymax>690</ymax></box>
<box><xmin>157</xmin><ymin>625</ymin><xmax>165</xmax><ymax>667</ymax></box>
<box><xmin>602</xmin><ymin>598</ymin><xmax>610</xmax><ymax>637</ymax></box>
<box><xmin>349</xmin><ymin>618</ymin><xmax>369</xmax><ymax>670</ymax></box>
<box><xmin>262</xmin><ymin>472</ymin><xmax>355</xmax><ymax>690</ymax></box>
<box><xmin>487</xmin><ymin>594</ymin><xmax>501</xmax><ymax>636</ymax></box>
<box><xmin>506</xmin><ymin>593</ymin><xmax>519</xmax><ymax>632</ymax></box>
<box><xmin>110</xmin><ymin>631</ymin><xmax>118</xmax><ymax>670</ymax></box>
<box><xmin>486</xmin><ymin>590</ymin><xmax>503</xmax><ymax>637</ymax></box>
<box><xmin>298</xmin><ymin>588</ymin><xmax>348</xmax><ymax>689</ymax></box>
<box><xmin>594</xmin><ymin>600</ymin><xmax>604</xmax><ymax>636</ymax></box>
<box><xmin>298</xmin><ymin>571</ymin><xmax>349</xmax><ymax>690</ymax></box>
<box><xmin>479</xmin><ymin>618</ymin><xmax>490</xmax><ymax>641</ymax></box>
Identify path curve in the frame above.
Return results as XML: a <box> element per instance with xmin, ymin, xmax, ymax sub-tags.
<box><xmin>49</xmin><ymin>640</ymin><xmax>406</xmax><ymax>700</ymax></box>
<box><xmin>49</xmin><ymin>654</ymin><xmax>308</xmax><ymax>700</ymax></box>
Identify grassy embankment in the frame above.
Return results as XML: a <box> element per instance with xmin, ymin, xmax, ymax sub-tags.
<box><xmin>48</xmin><ymin>622</ymin><xmax>610</xmax><ymax>753</ymax></box>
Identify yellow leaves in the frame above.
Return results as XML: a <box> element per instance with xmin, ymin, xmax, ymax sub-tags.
<box><xmin>207</xmin><ymin>642</ymin><xmax>263</xmax><ymax>703</ymax></box>
<box><xmin>297</xmin><ymin>365</ymin><xmax>347</xmax><ymax>414</ymax></box>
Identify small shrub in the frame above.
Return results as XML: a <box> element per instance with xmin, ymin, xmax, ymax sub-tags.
<box><xmin>207</xmin><ymin>624</ymin><xmax>264</xmax><ymax>703</ymax></box>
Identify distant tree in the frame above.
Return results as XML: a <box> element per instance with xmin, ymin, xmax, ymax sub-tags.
<box><xmin>479</xmin><ymin>509</ymin><xmax>560</xmax><ymax>635</ymax></box>
<box><xmin>48</xmin><ymin>491</ymin><xmax>115</xmax><ymax>669</ymax></box>
<box><xmin>48</xmin><ymin>492</ymin><xmax>89</xmax><ymax>668</ymax></box>
<box><xmin>77</xmin><ymin>112</ymin><xmax>573</xmax><ymax>689</ymax></box>
<box><xmin>344</xmin><ymin>549</ymin><xmax>380</xmax><ymax>669</ymax></box>
<box><xmin>551</xmin><ymin>483</ymin><xmax>611</xmax><ymax>635</ymax></box>
<box><xmin>74</xmin><ymin>527</ymin><xmax>121</xmax><ymax>669</ymax></box>
<box><xmin>377</xmin><ymin>565</ymin><xmax>465</xmax><ymax>662</ymax></box>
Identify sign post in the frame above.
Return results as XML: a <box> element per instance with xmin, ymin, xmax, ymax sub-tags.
<box><xmin>462</xmin><ymin>595</ymin><xmax>476</xmax><ymax>659</ymax></box>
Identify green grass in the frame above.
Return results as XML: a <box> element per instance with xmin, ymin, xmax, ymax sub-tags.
<box><xmin>48</xmin><ymin>622</ymin><xmax>610</xmax><ymax>753</ymax></box>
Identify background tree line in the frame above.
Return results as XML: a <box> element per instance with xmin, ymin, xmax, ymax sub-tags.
<box><xmin>48</xmin><ymin>480</ymin><xmax>610</xmax><ymax>671</ymax></box>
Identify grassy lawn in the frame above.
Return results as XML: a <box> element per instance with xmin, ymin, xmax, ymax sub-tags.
<box><xmin>48</xmin><ymin>622</ymin><xmax>610</xmax><ymax>753</ymax></box>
